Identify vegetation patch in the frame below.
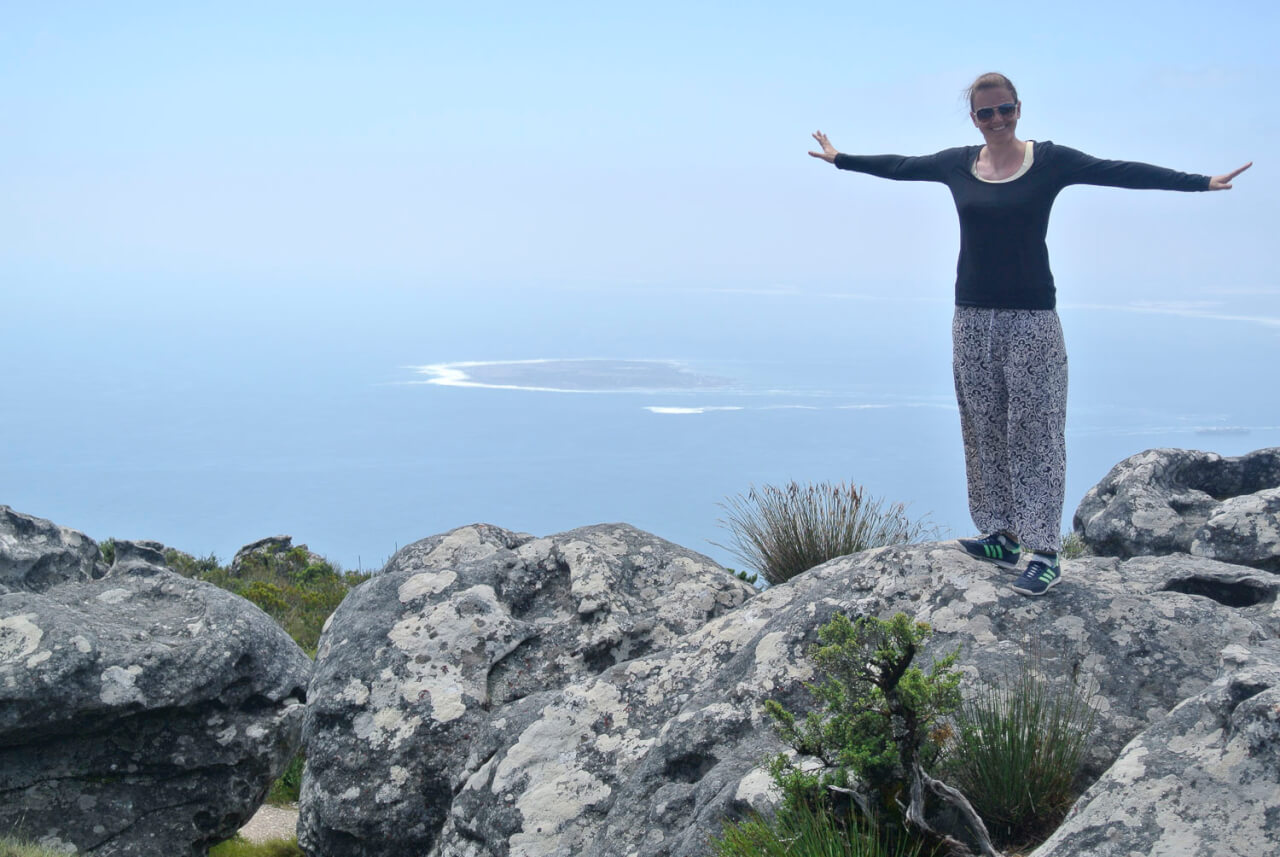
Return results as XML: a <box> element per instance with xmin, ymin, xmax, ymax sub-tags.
<box><xmin>162</xmin><ymin>545</ymin><xmax>368</xmax><ymax>658</ymax></box>
<box><xmin>209</xmin><ymin>836</ymin><xmax>305</xmax><ymax>857</ymax></box>
<box><xmin>716</xmin><ymin>481</ymin><xmax>934</xmax><ymax>585</ymax></box>
<box><xmin>942</xmin><ymin>659</ymin><xmax>1097</xmax><ymax>850</ymax></box>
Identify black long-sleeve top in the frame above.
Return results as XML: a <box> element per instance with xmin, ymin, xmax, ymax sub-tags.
<box><xmin>833</xmin><ymin>141</ymin><xmax>1210</xmax><ymax>309</ymax></box>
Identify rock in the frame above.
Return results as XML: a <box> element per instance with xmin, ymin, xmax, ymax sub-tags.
<box><xmin>428</xmin><ymin>546</ymin><xmax>1276</xmax><ymax>857</ymax></box>
<box><xmin>231</xmin><ymin>535</ymin><xmax>322</xmax><ymax>576</ymax></box>
<box><xmin>300</xmin><ymin>522</ymin><xmax>1277</xmax><ymax>857</ymax></box>
<box><xmin>1191</xmin><ymin>488</ymin><xmax>1280</xmax><ymax>572</ymax></box>
<box><xmin>298</xmin><ymin>523</ymin><xmax>756</xmax><ymax>857</ymax></box>
<box><xmin>110</xmin><ymin>539</ymin><xmax>170</xmax><ymax>571</ymax></box>
<box><xmin>1074</xmin><ymin>447</ymin><xmax>1280</xmax><ymax>570</ymax></box>
<box><xmin>1</xmin><ymin>505</ymin><xmax>104</xmax><ymax>593</ymax></box>
<box><xmin>0</xmin><ymin>517</ymin><xmax>313</xmax><ymax>857</ymax></box>
<box><xmin>1030</xmin><ymin>640</ymin><xmax>1280</xmax><ymax>857</ymax></box>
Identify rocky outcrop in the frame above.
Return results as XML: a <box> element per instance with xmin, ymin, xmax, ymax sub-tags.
<box><xmin>1074</xmin><ymin>447</ymin><xmax>1280</xmax><ymax>570</ymax></box>
<box><xmin>1</xmin><ymin>505</ymin><xmax>104</xmax><ymax>593</ymax></box>
<box><xmin>298</xmin><ymin>523</ymin><xmax>756</xmax><ymax>857</ymax></box>
<box><xmin>298</xmin><ymin>518</ymin><xmax>1280</xmax><ymax>857</ymax></box>
<box><xmin>230</xmin><ymin>535</ymin><xmax>323</xmax><ymax>575</ymax></box>
<box><xmin>1031</xmin><ymin>640</ymin><xmax>1280</xmax><ymax>857</ymax></box>
<box><xmin>1</xmin><ymin>523</ymin><xmax>312</xmax><ymax>857</ymax></box>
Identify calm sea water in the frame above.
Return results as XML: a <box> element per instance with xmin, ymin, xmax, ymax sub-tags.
<box><xmin>4</xmin><ymin>278</ymin><xmax>1277</xmax><ymax>573</ymax></box>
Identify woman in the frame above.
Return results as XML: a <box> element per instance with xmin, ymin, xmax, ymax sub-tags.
<box><xmin>809</xmin><ymin>72</ymin><xmax>1250</xmax><ymax>596</ymax></box>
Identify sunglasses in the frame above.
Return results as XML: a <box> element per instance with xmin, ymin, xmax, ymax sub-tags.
<box><xmin>973</xmin><ymin>102</ymin><xmax>1017</xmax><ymax>121</ymax></box>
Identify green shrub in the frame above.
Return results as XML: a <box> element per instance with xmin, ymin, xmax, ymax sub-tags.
<box><xmin>942</xmin><ymin>661</ymin><xmax>1097</xmax><ymax>849</ymax></box>
<box><xmin>764</xmin><ymin>614</ymin><xmax>996</xmax><ymax>855</ymax></box>
<box><xmin>209</xmin><ymin>836</ymin><xmax>304</xmax><ymax>857</ymax></box>
<box><xmin>266</xmin><ymin>752</ymin><xmax>305</xmax><ymax>805</ymax></box>
<box><xmin>709</xmin><ymin>801</ymin><xmax>924</xmax><ymax>857</ymax></box>
<box><xmin>99</xmin><ymin>538</ymin><xmax>116</xmax><ymax>567</ymax></box>
<box><xmin>243</xmin><ymin>581</ymin><xmax>289</xmax><ymax>614</ymax></box>
<box><xmin>163</xmin><ymin>548</ymin><xmax>222</xmax><ymax>577</ymax></box>
<box><xmin>767</xmin><ymin>613</ymin><xmax>960</xmax><ymax>795</ymax></box>
<box><xmin>716</xmin><ymin>481</ymin><xmax>934</xmax><ymax>585</ymax></box>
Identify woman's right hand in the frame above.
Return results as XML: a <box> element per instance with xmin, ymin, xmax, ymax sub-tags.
<box><xmin>809</xmin><ymin>131</ymin><xmax>839</xmax><ymax>163</ymax></box>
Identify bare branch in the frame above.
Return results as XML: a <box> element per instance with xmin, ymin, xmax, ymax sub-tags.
<box><xmin>913</xmin><ymin>762</ymin><xmax>1004</xmax><ymax>857</ymax></box>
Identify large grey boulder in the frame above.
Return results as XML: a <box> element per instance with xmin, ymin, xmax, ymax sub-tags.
<box><xmin>301</xmin><ymin>524</ymin><xmax>1277</xmax><ymax>857</ymax></box>
<box><xmin>1</xmin><ymin>529</ymin><xmax>313</xmax><ymax>856</ymax></box>
<box><xmin>1074</xmin><ymin>447</ymin><xmax>1280</xmax><ymax>570</ymax></box>
<box><xmin>1031</xmin><ymin>640</ymin><xmax>1280</xmax><ymax>857</ymax></box>
<box><xmin>1</xmin><ymin>505</ymin><xmax>104</xmax><ymax>593</ymax></box>
<box><xmin>428</xmin><ymin>547</ymin><xmax>1276</xmax><ymax>857</ymax></box>
<box><xmin>298</xmin><ymin>523</ymin><xmax>756</xmax><ymax>857</ymax></box>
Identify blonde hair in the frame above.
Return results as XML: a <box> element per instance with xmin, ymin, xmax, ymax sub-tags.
<box><xmin>966</xmin><ymin>72</ymin><xmax>1018</xmax><ymax>109</ymax></box>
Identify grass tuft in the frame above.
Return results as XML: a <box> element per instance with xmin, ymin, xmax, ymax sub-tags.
<box><xmin>0</xmin><ymin>835</ymin><xmax>69</xmax><ymax>857</ymax></box>
<box><xmin>942</xmin><ymin>660</ymin><xmax>1097</xmax><ymax>850</ymax></box>
<box><xmin>210</xmin><ymin>836</ymin><xmax>305</xmax><ymax>857</ymax></box>
<box><xmin>710</xmin><ymin>802</ymin><xmax>925</xmax><ymax>857</ymax></box>
<box><xmin>1059</xmin><ymin>531</ymin><xmax>1089</xmax><ymax>560</ymax></box>
<box><xmin>716</xmin><ymin>480</ymin><xmax>934</xmax><ymax>585</ymax></box>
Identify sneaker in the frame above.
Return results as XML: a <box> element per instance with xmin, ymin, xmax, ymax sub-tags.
<box><xmin>1012</xmin><ymin>554</ymin><xmax>1062</xmax><ymax>596</ymax></box>
<box><xmin>957</xmin><ymin>532</ymin><xmax>1022</xmax><ymax>569</ymax></box>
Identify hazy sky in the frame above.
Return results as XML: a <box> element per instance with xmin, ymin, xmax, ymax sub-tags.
<box><xmin>3</xmin><ymin>2</ymin><xmax>1278</xmax><ymax>566</ymax></box>
<box><xmin>4</xmin><ymin>1</ymin><xmax>1274</xmax><ymax>300</ymax></box>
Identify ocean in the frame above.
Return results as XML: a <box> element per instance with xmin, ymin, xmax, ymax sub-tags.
<box><xmin>4</xmin><ymin>277</ymin><xmax>1278</xmax><ymax>573</ymax></box>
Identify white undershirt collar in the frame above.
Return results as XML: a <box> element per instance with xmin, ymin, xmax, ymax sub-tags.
<box><xmin>973</xmin><ymin>141</ymin><xmax>1035</xmax><ymax>183</ymax></box>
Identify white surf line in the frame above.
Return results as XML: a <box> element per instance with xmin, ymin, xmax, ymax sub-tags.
<box><xmin>644</xmin><ymin>401</ymin><xmax>958</xmax><ymax>415</ymax></box>
<box><xmin>405</xmin><ymin>358</ymin><xmax>729</xmax><ymax>394</ymax></box>
<box><xmin>701</xmin><ymin>286</ymin><xmax>950</xmax><ymax>305</ymax></box>
<box><xmin>1067</xmin><ymin>424</ymin><xmax>1280</xmax><ymax>438</ymax></box>
<box><xmin>644</xmin><ymin>406</ymin><xmax>746</xmax><ymax>415</ymax></box>
<box><xmin>1062</xmin><ymin>301</ymin><xmax>1280</xmax><ymax>329</ymax></box>
<box><xmin>836</xmin><ymin>402</ymin><xmax>957</xmax><ymax>411</ymax></box>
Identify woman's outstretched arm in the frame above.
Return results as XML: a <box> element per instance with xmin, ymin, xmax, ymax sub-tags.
<box><xmin>808</xmin><ymin>131</ymin><xmax>952</xmax><ymax>182</ymax></box>
<box><xmin>1209</xmin><ymin>162</ymin><xmax>1252</xmax><ymax>190</ymax></box>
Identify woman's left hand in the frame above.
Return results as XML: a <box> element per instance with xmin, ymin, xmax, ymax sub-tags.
<box><xmin>1209</xmin><ymin>162</ymin><xmax>1252</xmax><ymax>190</ymax></box>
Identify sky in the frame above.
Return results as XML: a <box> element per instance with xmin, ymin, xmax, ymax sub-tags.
<box><xmin>4</xmin><ymin>1</ymin><xmax>1274</xmax><ymax>295</ymax></box>
<box><xmin>3</xmin><ymin>1</ymin><xmax>1277</xmax><ymax>567</ymax></box>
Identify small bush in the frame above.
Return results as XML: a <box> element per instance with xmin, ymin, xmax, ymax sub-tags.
<box><xmin>1</xmin><ymin>832</ymin><xmax>304</xmax><ymax>857</ymax></box>
<box><xmin>716</xmin><ymin>481</ymin><xmax>934</xmax><ymax>585</ymax></box>
<box><xmin>1059</xmin><ymin>531</ymin><xmax>1088</xmax><ymax>560</ymax></box>
<box><xmin>0</xmin><ymin>835</ymin><xmax>67</xmax><ymax>857</ymax></box>
<box><xmin>942</xmin><ymin>661</ymin><xmax>1097</xmax><ymax>849</ymax></box>
<box><xmin>209</xmin><ymin>836</ymin><xmax>304</xmax><ymax>857</ymax></box>
<box><xmin>266</xmin><ymin>752</ymin><xmax>305</xmax><ymax>805</ymax></box>
<box><xmin>763</xmin><ymin>614</ymin><xmax>997</xmax><ymax>855</ymax></box>
<box><xmin>710</xmin><ymin>801</ymin><xmax>924</xmax><ymax>857</ymax></box>
<box><xmin>767</xmin><ymin>614</ymin><xmax>960</xmax><ymax>790</ymax></box>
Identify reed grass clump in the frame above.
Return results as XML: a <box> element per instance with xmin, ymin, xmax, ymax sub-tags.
<box><xmin>717</xmin><ymin>481</ymin><xmax>933</xmax><ymax>585</ymax></box>
<box><xmin>710</xmin><ymin>801</ymin><xmax>924</xmax><ymax>857</ymax></box>
<box><xmin>210</xmin><ymin>836</ymin><xmax>305</xmax><ymax>857</ymax></box>
<box><xmin>942</xmin><ymin>662</ymin><xmax>1097</xmax><ymax>849</ymax></box>
<box><xmin>0</xmin><ymin>836</ymin><xmax>64</xmax><ymax>857</ymax></box>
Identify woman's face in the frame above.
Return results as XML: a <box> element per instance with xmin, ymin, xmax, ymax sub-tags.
<box><xmin>970</xmin><ymin>87</ymin><xmax>1020</xmax><ymax>141</ymax></box>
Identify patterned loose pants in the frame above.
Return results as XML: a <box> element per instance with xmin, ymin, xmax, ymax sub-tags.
<box><xmin>952</xmin><ymin>307</ymin><xmax>1067</xmax><ymax>553</ymax></box>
